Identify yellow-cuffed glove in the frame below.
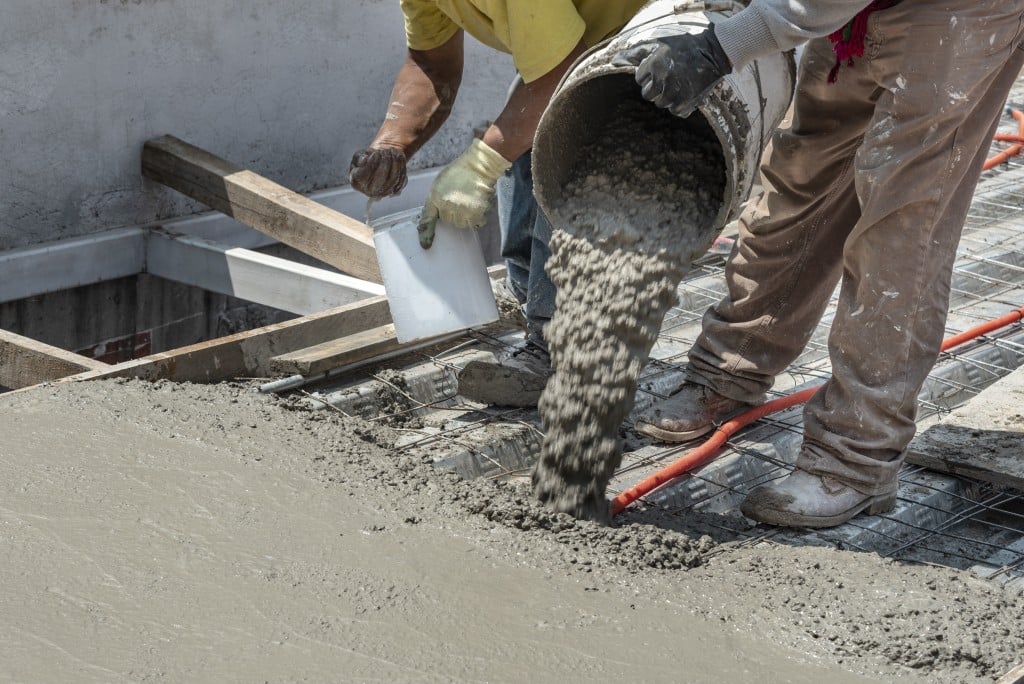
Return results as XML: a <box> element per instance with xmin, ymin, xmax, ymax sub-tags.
<box><xmin>417</xmin><ymin>139</ymin><xmax>512</xmax><ymax>249</ymax></box>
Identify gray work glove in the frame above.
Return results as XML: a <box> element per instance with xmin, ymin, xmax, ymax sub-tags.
<box><xmin>615</xmin><ymin>25</ymin><xmax>733</xmax><ymax>118</ymax></box>
<box><xmin>349</xmin><ymin>145</ymin><xmax>408</xmax><ymax>199</ymax></box>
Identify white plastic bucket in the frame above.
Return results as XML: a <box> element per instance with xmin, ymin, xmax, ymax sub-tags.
<box><xmin>372</xmin><ymin>208</ymin><xmax>499</xmax><ymax>343</ymax></box>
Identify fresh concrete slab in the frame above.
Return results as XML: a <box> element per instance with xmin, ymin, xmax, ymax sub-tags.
<box><xmin>0</xmin><ymin>380</ymin><xmax>882</xmax><ymax>684</ymax></box>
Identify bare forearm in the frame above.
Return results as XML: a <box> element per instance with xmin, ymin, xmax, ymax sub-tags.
<box><xmin>482</xmin><ymin>40</ymin><xmax>588</xmax><ymax>163</ymax></box>
<box><xmin>370</xmin><ymin>32</ymin><xmax>464</xmax><ymax>156</ymax></box>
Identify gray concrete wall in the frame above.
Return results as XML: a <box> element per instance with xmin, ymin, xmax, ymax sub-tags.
<box><xmin>0</xmin><ymin>0</ymin><xmax>514</xmax><ymax>251</ymax></box>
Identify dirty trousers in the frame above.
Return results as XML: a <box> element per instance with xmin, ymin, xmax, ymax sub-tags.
<box><xmin>687</xmin><ymin>0</ymin><xmax>1024</xmax><ymax>495</ymax></box>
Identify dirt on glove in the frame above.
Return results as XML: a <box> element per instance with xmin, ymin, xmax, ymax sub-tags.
<box><xmin>532</xmin><ymin>96</ymin><xmax>726</xmax><ymax>521</ymax></box>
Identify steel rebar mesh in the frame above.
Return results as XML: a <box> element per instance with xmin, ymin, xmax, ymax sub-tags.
<box><xmin>305</xmin><ymin>102</ymin><xmax>1024</xmax><ymax>587</ymax></box>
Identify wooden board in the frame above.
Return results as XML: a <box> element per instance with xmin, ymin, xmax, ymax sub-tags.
<box><xmin>0</xmin><ymin>329</ymin><xmax>108</xmax><ymax>389</ymax></box>
<box><xmin>270</xmin><ymin>324</ymin><xmax>404</xmax><ymax>375</ymax></box>
<box><xmin>120</xmin><ymin>166</ymin><xmax>440</xmax><ymax>252</ymax></box>
<box><xmin>142</xmin><ymin>135</ymin><xmax>382</xmax><ymax>283</ymax></box>
<box><xmin>906</xmin><ymin>366</ymin><xmax>1024</xmax><ymax>491</ymax></box>
<box><xmin>269</xmin><ymin>264</ymin><xmax>511</xmax><ymax>376</ymax></box>
<box><xmin>53</xmin><ymin>295</ymin><xmax>392</xmax><ymax>385</ymax></box>
<box><xmin>997</xmin><ymin>662</ymin><xmax>1024</xmax><ymax>684</ymax></box>
<box><xmin>12</xmin><ymin>261</ymin><xmax>505</xmax><ymax>391</ymax></box>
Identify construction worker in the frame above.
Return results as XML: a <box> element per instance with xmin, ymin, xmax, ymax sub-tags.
<box><xmin>625</xmin><ymin>0</ymin><xmax>1024</xmax><ymax>527</ymax></box>
<box><xmin>350</xmin><ymin>1</ymin><xmax>648</xmax><ymax>405</ymax></box>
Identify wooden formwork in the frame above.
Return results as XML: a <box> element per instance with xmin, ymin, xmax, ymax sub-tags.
<box><xmin>1</xmin><ymin>136</ymin><xmax>498</xmax><ymax>393</ymax></box>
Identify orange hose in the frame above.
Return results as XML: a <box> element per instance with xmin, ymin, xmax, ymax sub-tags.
<box><xmin>982</xmin><ymin>109</ymin><xmax>1024</xmax><ymax>170</ymax></box>
<box><xmin>940</xmin><ymin>306</ymin><xmax>1024</xmax><ymax>350</ymax></box>
<box><xmin>611</xmin><ymin>304</ymin><xmax>1024</xmax><ymax>517</ymax></box>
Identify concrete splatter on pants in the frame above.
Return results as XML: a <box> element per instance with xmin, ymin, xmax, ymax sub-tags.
<box><xmin>687</xmin><ymin>0</ymin><xmax>1024</xmax><ymax>495</ymax></box>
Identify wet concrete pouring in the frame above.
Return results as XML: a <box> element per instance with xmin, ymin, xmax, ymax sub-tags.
<box><xmin>533</xmin><ymin>98</ymin><xmax>724</xmax><ymax>522</ymax></box>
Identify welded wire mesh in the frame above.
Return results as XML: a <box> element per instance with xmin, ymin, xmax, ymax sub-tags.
<box><xmin>308</xmin><ymin>100</ymin><xmax>1024</xmax><ymax>588</ymax></box>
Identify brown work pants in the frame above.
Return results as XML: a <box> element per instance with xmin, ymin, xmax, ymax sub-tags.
<box><xmin>688</xmin><ymin>0</ymin><xmax>1024</xmax><ymax>495</ymax></box>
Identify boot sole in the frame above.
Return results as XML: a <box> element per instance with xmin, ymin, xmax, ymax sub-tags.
<box><xmin>634</xmin><ymin>420</ymin><xmax>717</xmax><ymax>443</ymax></box>
<box><xmin>634</xmin><ymin>406</ymin><xmax>749</xmax><ymax>444</ymax></box>
<box><xmin>740</xmin><ymin>491</ymin><xmax>898</xmax><ymax>529</ymax></box>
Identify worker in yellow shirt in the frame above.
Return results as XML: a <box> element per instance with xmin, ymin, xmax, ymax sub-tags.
<box><xmin>349</xmin><ymin>0</ymin><xmax>647</xmax><ymax>406</ymax></box>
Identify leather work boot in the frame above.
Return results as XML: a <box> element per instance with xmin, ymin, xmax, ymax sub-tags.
<box><xmin>457</xmin><ymin>339</ymin><xmax>552</xmax><ymax>408</ymax></box>
<box><xmin>740</xmin><ymin>470</ymin><xmax>898</xmax><ymax>529</ymax></box>
<box><xmin>634</xmin><ymin>382</ymin><xmax>753</xmax><ymax>442</ymax></box>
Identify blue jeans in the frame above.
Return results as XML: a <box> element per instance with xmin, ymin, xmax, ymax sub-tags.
<box><xmin>496</xmin><ymin>150</ymin><xmax>555</xmax><ymax>347</ymax></box>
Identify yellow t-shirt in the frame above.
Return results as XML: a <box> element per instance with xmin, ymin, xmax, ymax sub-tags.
<box><xmin>400</xmin><ymin>0</ymin><xmax>648</xmax><ymax>83</ymax></box>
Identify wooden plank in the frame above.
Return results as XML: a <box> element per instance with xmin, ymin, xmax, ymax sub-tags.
<box><xmin>269</xmin><ymin>264</ymin><xmax>511</xmax><ymax>375</ymax></box>
<box><xmin>0</xmin><ymin>167</ymin><xmax>438</xmax><ymax>303</ymax></box>
<box><xmin>997</xmin><ymin>662</ymin><xmax>1024</xmax><ymax>684</ymax></box>
<box><xmin>56</xmin><ymin>295</ymin><xmax>392</xmax><ymax>385</ymax></box>
<box><xmin>271</xmin><ymin>324</ymin><xmax>404</xmax><ymax>375</ymax></box>
<box><xmin>142</xmin><ymin>135</ymin><xmax>382</xmax><ymax>283</ymax></box>
<box><xmin>146</xmin><ymin>231</ymin><xmax>384</xmax><ymax>315</ymax></box>
<box><xmin>0</xmin><ymin>329</ymin><xmax>108</xmax><ymax>389</ymax></box>
<box><xmin>149</xmin><ymin>167</ymin><xmax>439</xmax><ymax>248</ymax></box>
<box><xmin>906</xmin><ymin>366</ymin><xmax>1024</xmax><ymax>491</ymax></box>
<box><xmin>0</xmin><ymin>165</ymin><xmax>444</xmax><ymax>305</ymax></box>
<box><xmin>0</xmin><ymin>228</ymin><xmax>145</xmax><ymax>304</ymax></box>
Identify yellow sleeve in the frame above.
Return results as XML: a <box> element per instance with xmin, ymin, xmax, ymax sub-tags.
<box><xmin>401</xmin><ymin>0</ymin><xmax>461</xmax><ymax>51</ymax></box>
<box><xmin>507</xmin><ymin>2</ymin><xmax>586</xmax><ymax>83</ymax></box>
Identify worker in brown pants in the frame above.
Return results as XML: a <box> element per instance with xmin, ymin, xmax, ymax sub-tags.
<box><xmin>627</xmin><ymin>0</ymin><xmax>1024</xmax><ymax>527</ymax></box>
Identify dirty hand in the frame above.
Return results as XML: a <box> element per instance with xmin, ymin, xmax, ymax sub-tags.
<box><xmin>615</xmin><ymin>26</ymin><xmax>732</xmax><ymax>118</ymax></box>
<box><xmin>349</xmin><ymin>145</ymin><xmax>409</xmax><ymax>199</ymax></box>
<box><xmin>417</xmin><ymin>138</ymin><xmax>512</xmax><ymax>249</ymax></box>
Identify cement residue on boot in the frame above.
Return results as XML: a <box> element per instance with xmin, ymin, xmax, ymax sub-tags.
<box><xmin>533</xmin><ymin>96</ymin><xmax>725</xmax><ymax>520</ymax></box>
<box><xmin>458</xmin><ymin>342</ymin><xmax>552</xmax><ymax>408</ymax></box>
<box><xmin>491</xmin><ymin>278</ymin><xmax>529</xmax><ymax>331</ymax></box>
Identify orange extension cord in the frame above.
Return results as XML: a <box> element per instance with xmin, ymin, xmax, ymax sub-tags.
<box><xmin>982</xmin><ymin>109</ymin><xmax>1024</xmax><ymax>170</ymax></box>
<box><xmin>611</xmin><ymin>304</ymin><xmax>1024</xmax><ymax>516</ymax></box>
<box><xmin>611</xmin><ymin>114</ymin><xmax>1024</xmax><ymax>517</ymax></box>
